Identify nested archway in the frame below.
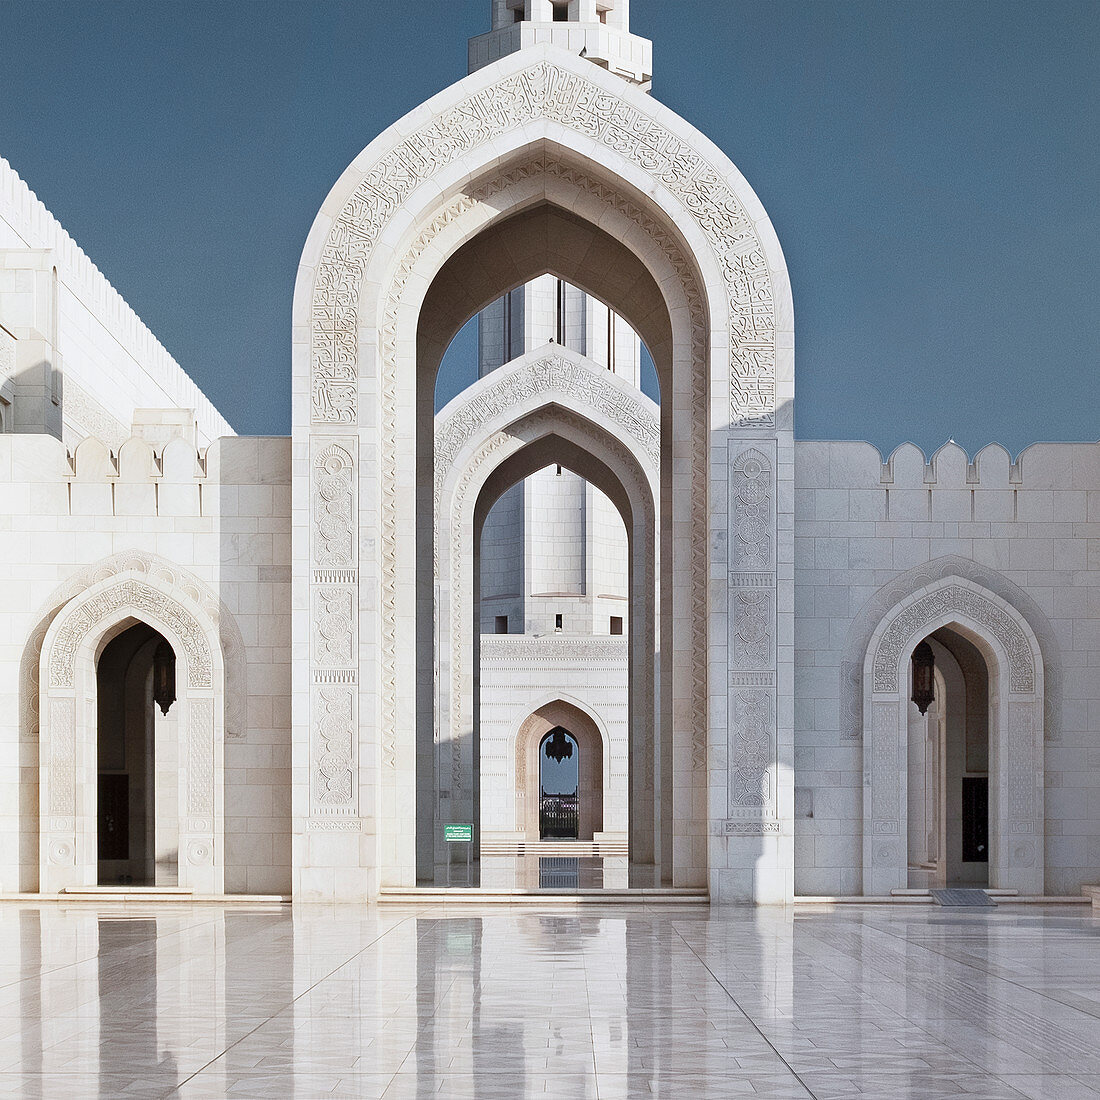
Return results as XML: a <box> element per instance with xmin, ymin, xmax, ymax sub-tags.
<box><xmin>863</xmin><ymin>577</ymin><xmax>1044</xmax><ymax>896</ymax></box>
<box><xmin>435</xmin><ymin>390</ymin><xmax>657</xmax><ymax>879</ymax></box>
<box><xmin>434</xmin><ymin>345</ymin><xmax>658</xmax><ymax>878</ymax></box>
<box><xmin>39</xmin><ymin>572</ymin><xmax>225</xmax><ymax>895</ymax></box>
<box><xmin>294</xmin><ymin>46</ymin><xmax>794</xmax><ymax>900</ymax></box>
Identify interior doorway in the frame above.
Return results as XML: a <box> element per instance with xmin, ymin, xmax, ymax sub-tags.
<box><xmin>95</xmin><ymin>623</ymin><xmax>179</xmax><ymax>886</ymax></box>
<box><xmin>906</xmin><ymin>627</ymin><xmax>990</xmax><ymax>889</ymax></box>
<box><xmin>539</xmin><ymin>728</ymin><xmax>579</xmax><ymax>839</ymax></box>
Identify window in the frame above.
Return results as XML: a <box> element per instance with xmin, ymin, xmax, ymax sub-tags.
<box><xmin>556</xmin><ymin>464</ymin><xmax>562</xmax><ymax>476</ymax></box>
<box><xmin>495</xmin><ymin>615</ymin><xmax>508</xmax><ymax>635</ymax></box>
<box><xmin>514</xmin><ymin>9</ymin><xmax>525</xmax><ymax>22</ymax></box>
<box><xmin>552</xmin><ymin>1</ymin><xmax>569</xmax><ymax>20</ymax></box>
<box><xmin>610</xmin><ymin>616</ymin><xmax>623</xmax><ymax>636</ymax></box>
<box><xmin>555</xmin><ymin>613</ymin><xmax>563</xmax><ymax>631</ymax></box>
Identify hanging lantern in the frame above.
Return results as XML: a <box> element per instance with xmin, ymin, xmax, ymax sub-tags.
<box><xmin>543</xmin><ymin>727</ymin><xmax>574</xmax><ymax>764</ymax></box>
<box><xmin>911</xmin><ymin>640</ymin><xmax>935</xmax><ymax>715</ymax></box>
<box><xmin>152</xmin><ymin>639</ymin><xmax>176</xmax><ymax>715</ymax></box>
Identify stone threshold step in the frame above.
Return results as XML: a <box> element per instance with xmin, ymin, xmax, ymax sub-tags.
<box><xmin>796</xmin><ymin>894</ymin><xmax>1089</xmax><ymax>905</ymax></box>
<box><xmin>0</xmin><ymin>890</ymin><xmax>291</xmax><ymax>904</ymax></box>
<box><xmin>379</xmin><ymin>888</ymin><xmax>709</xmax><ymax>905</ymax></box>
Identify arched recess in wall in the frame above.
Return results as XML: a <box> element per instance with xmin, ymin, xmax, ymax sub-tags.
<box><xmin>514</xmin><ymin>698</ymin><xmax>610</xmax><ymax>843</ymax></box>
<box><xmin>36</xmin><ymin>569</ymin><xmax>228</xmax><ymax>895</ymax></box>
<box><xmin>295</xmin><ymin>45</ymin><xmax>793</xmax><ymax>898</ymax></box>
<box><xmin>16</xmin><ymin>551</ymin><xmax>246</xmax><ymax>893</ymax></box>
<box><xmin>861</xmin><ymin>576</ymin><xmax>1045</xmax><ymax>897</ymax></box>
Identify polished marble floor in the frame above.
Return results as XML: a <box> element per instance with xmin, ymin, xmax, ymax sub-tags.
<box><xmin>2</xmin><ymin>901</ymin><xmax>1100</xmax><ymax>1097</ymax></box>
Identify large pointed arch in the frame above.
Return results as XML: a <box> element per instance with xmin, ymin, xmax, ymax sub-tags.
<box><xmin>292</xmin><ymin>44</ymin><xmax>795</xmax><ymax>900</ymax></box>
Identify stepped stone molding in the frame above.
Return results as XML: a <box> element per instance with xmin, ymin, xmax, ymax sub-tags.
<box><xmin>0</xmin><ymin>157</ymin><xmax>231</xmax><ymax>441</ymax></box>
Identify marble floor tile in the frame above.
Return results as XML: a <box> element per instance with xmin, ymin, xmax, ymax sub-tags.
<box><xmin>2</xmin><ymin>902</ymin><xmax>1100</xmax><ymax>1096</ymax></box>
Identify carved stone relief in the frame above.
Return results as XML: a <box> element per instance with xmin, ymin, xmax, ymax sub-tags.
<box><xmin>434</xmin><ymin>351</ymin><xmax>660</xmax><ymax>511</ymax></box>
<box><xmin>871</xmin><ymin>584</ymin><xmax>1035</xmax><ymax>694</ymax></box>
<box><xmin>727</xmin><ymin>445</ymin><xmax>777</xmax><ymax>820</ymax></box>
<box><xmin>49</xmin><ymin>578</ymin><xmax>212</xmax><ymax>689</ymax></box>
<box><xmin>730</xmin><ymin>690</ymin><xmax>772</xmax><ymax>809</ymax></box>
<box><xmin>870</xmin><ymin>701</ymin><xmax>900</xmax><ymax>835</ymax></box>
<box><xmin>310</xmin><ymin>63</ymin><xmax>775</xmax><ymax>426</ymax></box>
<box><xmin>313</xmin><ymin>684</ymin><xmax>355</xmax><ymax>808</ymax></box>
<box><xmin>313</xmin><ymin>443</ymin><xmax>356</xmax><ymax>569</ymax></box>
<box><xmin>842</xmin><ymin>557</ymin><xmax>1058</xmax><ymax>744</ymax></box>
<box><xmin>48</xmin><ymin>697</ymin><xmax>75</xmax><ymax>818</ymax></box>
<box><xmin>187</xmin><ymin>698</ymin><xmax>215</xmax><ymax>819</ymax></box>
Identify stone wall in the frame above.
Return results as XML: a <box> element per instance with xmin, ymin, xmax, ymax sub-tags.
<box><xmin>0</xmin><ymin>431</ymin><xmax>290</xmax><ymax>894</ymax></box>
<box><xmin>795</xmin><ymin>438</ymin><xmax>1099</xmax><ymax>897</ymax></box>
<box><xmin>0</xmin><ymin>157</ymin><xmax>232</xmax><ymax>447</ymax></box>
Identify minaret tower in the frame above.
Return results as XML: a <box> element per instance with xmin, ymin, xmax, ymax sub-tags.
<box><xmin>469</xmin><ymin>0</ymin><xmax>653</xmax><ymax>88</ymax></box>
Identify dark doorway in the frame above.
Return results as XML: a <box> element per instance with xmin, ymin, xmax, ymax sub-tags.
<box><xmin>539</xmin><ymin>727</ymin><xmax>579</xmax><ymax>839</ymax></box>
<box><xmin>96</xmin><ymin>623</ymin><xmax>177</xmax><ymax>885</ymax></box>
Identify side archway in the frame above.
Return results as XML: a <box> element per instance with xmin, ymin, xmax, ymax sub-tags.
<box><xmin>38</xmin><ymin>571</ymin><xmax>226</xmax><ymax>894</ymax></box>
<box><xmin>862</xmin><ymin>577</ymin><xmax>1044</xmax><ymax>896</ymax></box>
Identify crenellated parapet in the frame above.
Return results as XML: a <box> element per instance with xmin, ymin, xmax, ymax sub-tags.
<box><xmin>1</xmin><ymin>430</ymin><xmax>289</xmax><ymax>519</ymax></box>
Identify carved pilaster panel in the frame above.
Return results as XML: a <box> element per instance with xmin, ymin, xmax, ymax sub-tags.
<box><xmin>310</xmin><ymin>435</ymin><xmax>358</xmax><ymax>819</ymax></box>
<box><xmin>726</xmin><ymin>444</ymin><xmax>777</xmax><ymax>821</ymax></box>
<box><xmin>312</xmin><ymin>684</ymin><xmax>356</xmax><ymax>812</ymax></box>
<box><xmin>870</xmin><ymin>701</ymin><xmax>900</xmax><ymax>834</ymax></box>
<box><xmin>312</xmin><ymin>442</ymin><xmax>356</xmax><ymax>570</ymax></box>
<box><xmin>48</xmin><ymin>697</ymin><xmax>75</xmax><ymax>818</ymax></box>
<box><xmin>313</xmin><ymin>586</ymin><xmax>356</xmax><ymax>667</ymax></box>
<box><xmin>729</xmin><ymin>690</ymin><xmax>773</xmax><ymax>811</ymax></box>
<box><xmin>187</xmin><ymin>698</ymin><xmax>214</xmax><ymax>818</ymax></box>
<box><xmin>1008</xmin><ymin>701</ymin><xmax>1037</xmax><ymax>832</ymax></box>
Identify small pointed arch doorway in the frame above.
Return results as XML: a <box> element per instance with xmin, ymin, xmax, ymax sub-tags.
<box><xmin>863</xmin><ymin>577</ymin><xmax>1045</xmax><ymax>896</ymax></box>
<box><xmin>515</xmin><ymin>700</ymin><xmax>608</xmax><ymax>844</ymax></box>
<box><xmin>95</xmin><ymin>622</ymin><xmax>180</xmax><ymax>886</ymax></box>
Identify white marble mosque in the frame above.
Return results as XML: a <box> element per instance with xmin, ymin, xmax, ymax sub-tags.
<box><xmin>1</xmin><ymin>0</ymin><xmax>1098</xmax><ymax>911</ymax></box>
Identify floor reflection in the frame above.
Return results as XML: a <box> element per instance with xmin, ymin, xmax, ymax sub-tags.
<box><xmin>480</xmin><ymin>853</ymin><xmax>659</xmax><ymax>889</ymax></box>
<box><xmin>0</xmin><ymin>902</ymin><xmax>1098</xmax><ymax>1097</ymax></box>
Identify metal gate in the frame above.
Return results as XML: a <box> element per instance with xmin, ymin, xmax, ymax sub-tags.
<box><xmin>539</xmin><ymin>789</ymin><xmax>578</xmax><ymax>839</ymax></box>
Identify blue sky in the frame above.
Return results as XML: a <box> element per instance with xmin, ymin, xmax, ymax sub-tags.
<box><xmin>2</xmin><ymin>1</ymin><xmax>1097</xmax><ymax>455</ymax></box>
